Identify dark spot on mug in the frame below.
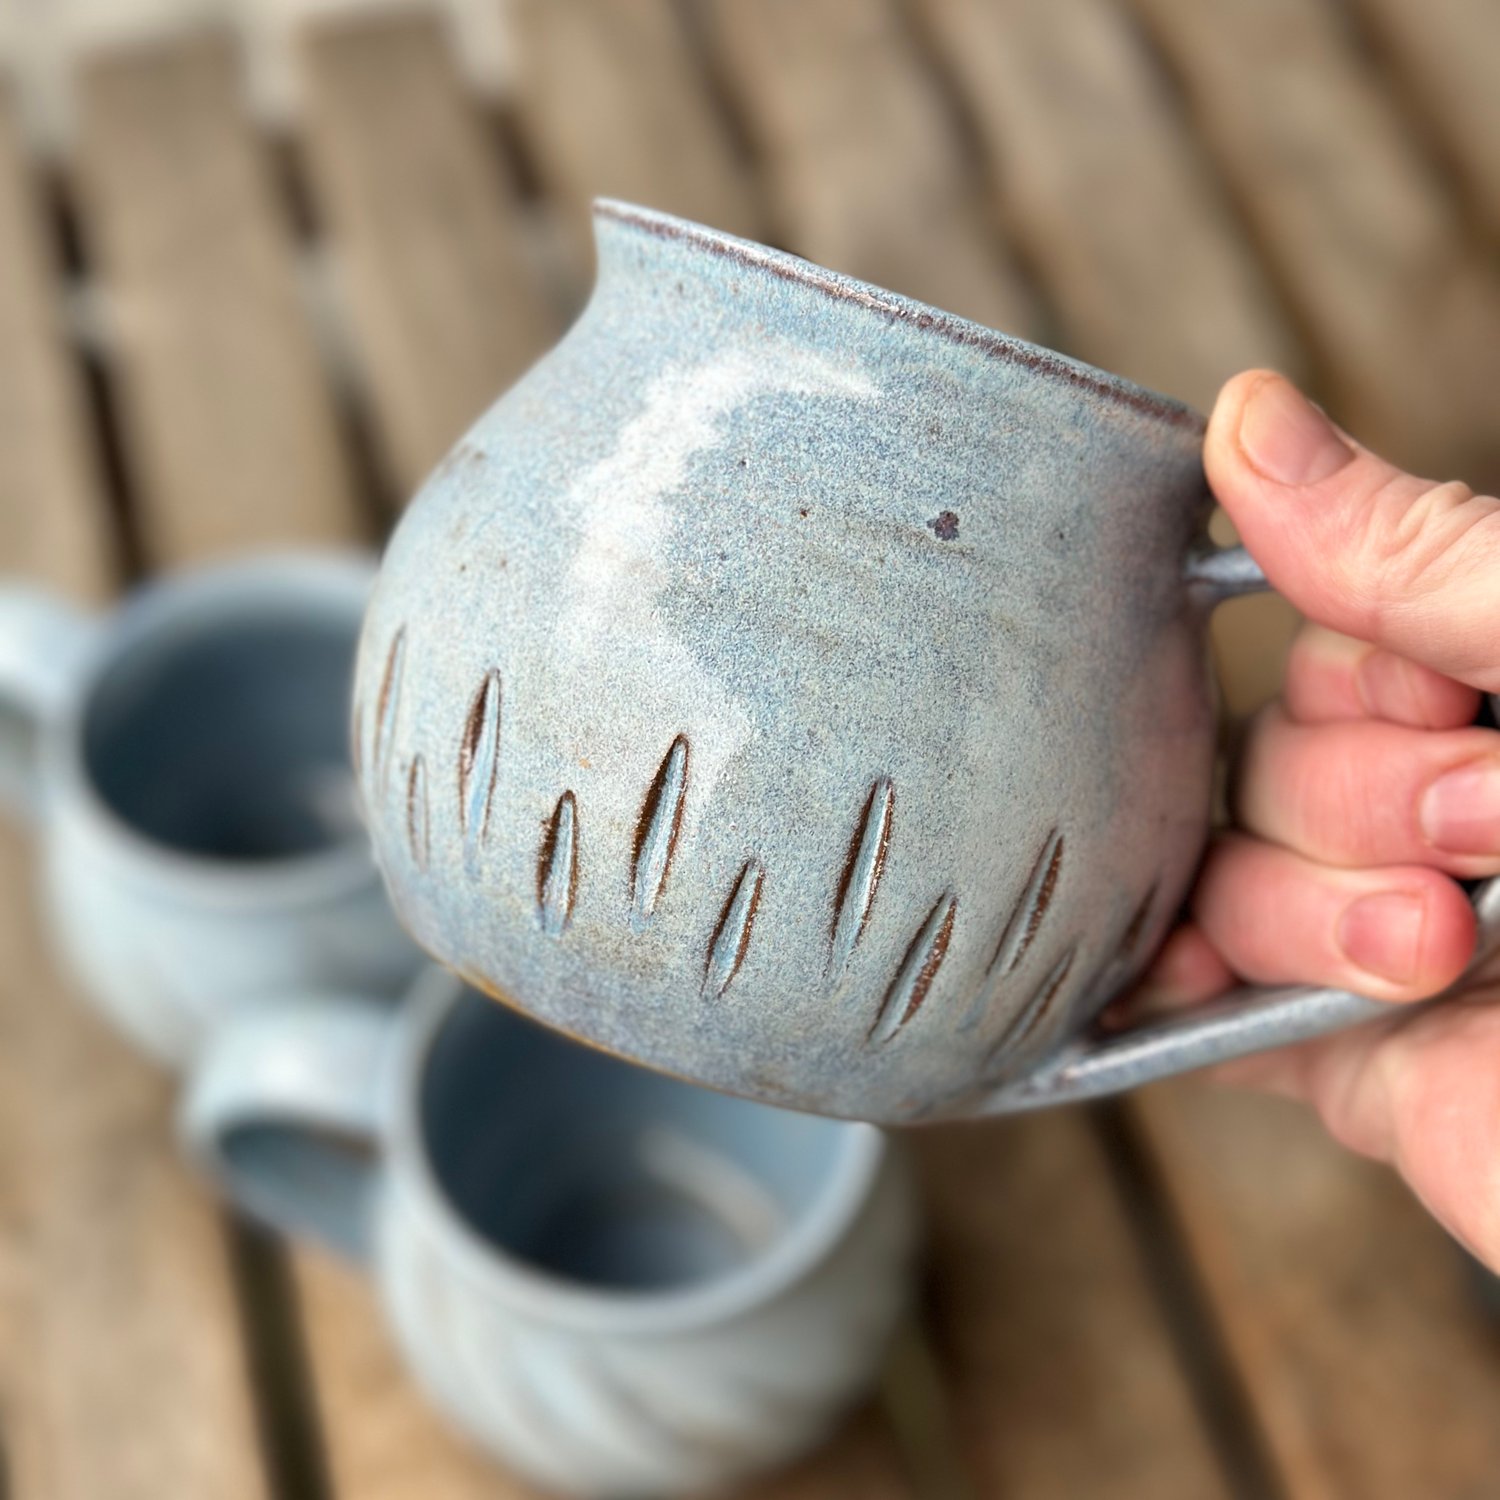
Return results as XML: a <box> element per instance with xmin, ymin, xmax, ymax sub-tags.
<box><xmin>737</xmin><ymin>456</ymin><xmax>748</xmax><ymax>468</ymax></box>
<box><xmin>798</xmin><ymin>508</ymin><xmax>809</xmax><ymax>519</ymax></box>
<box><xmin>928</xmin><ymin>511</ymin><xmax>960</xmax><ymax>541</ymax></box>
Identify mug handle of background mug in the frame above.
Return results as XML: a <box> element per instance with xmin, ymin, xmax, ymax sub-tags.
<box><xmin>180</xmin><ymin>996</ymin><xmax>395</xmax><ymax>1260</ymax></box>
<box><xmin>0</xmin><ymin>585</ymin><xmax>100</xmax><ymax>821</ymax></box>
<box><xmin>981</xmin><ymin>543</ymin><xmax>1500</xmax><ymax>1115</ymax></box>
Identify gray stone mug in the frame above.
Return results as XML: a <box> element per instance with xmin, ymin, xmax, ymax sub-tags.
<box><xmin>182</xmin><ymin>967</ymin><xmax>915</xmax><ymax>1496</ymax></box>
<box><xmin>353</xmin><ymin>201</ymin><xmax>1500</xmax><ymax>1124</ymax></box>
<box><xmin>0</xmin><ymin>553</ymin><xmax>423</xmax><ymax>1065</ymax></box>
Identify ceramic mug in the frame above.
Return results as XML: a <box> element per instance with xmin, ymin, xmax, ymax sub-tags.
<box><xmin>183</xmin><ymin>967</ymin><xmax>915</xmax><ymax>1496</ymax></box>
<box><xmin>0</xmin><ymin>553</ymin><xmax>424</xmax><ymax>1065</ymax></box>
<box><xmin>351</xmin><ymin>200</ymin><xmax>1500</xmax><ymax>1124</ymax></box>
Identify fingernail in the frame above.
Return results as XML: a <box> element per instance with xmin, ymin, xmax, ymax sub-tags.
<box><xmin>1237</xmin><ymin>376</ymin><xmax>1354</xmax><ymax>487</ymax></box>
<box><xmin>1420</xmin><ymin>757</ymin><xmax>1500</xmax><ymax>854</ymax></box>
<box><xmin>1337</xmin><ymin>892</ymin><xmax>1427</xmax><ymax>987</ymax></box>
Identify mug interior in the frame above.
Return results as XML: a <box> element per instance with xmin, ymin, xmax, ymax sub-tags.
<box><xmin>420</xmin><ymin>992</ymin><xmax>854</xmax><ymax>1294</ymax></box>
<box><xmin>81</xmin><ymin>604</ymin><xmax>360</xmax><ymax>862</ymax></box>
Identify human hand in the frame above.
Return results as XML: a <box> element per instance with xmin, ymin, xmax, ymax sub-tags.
<box><xmin>1138</xmin><ymin>371</ymin><xmax>1500</xmax><ymax>1269</ymax></box>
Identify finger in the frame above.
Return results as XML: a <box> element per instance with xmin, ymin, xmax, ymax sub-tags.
<box><xmin>1276</xmin><ymin>998</ymin><xmax>1500</xmax><ymax>1269</ymax></box>
<box><xmin>1192</xmin><ymin>832</ymin><xmax>1475</xmax><ymax>1000</ymax></box>
<box><xmin>1235</xmin><ymin>708</ymin><xmax>1500</xmax><ymax>876</ymax></box>
<box><xmin>1206</xmin><ymin>372</ymin><xmax>1500</xmax><ymax>692</ymax></box>
<box><xmin>1120</xmin><ymin>923</ymin><xmax>1234</xmax><ymax>1016</ymax></box>
<box><xmin>1283</xmin><ymin>623</ymin><xmax>1479</xmax><ymax>729</ymax></box>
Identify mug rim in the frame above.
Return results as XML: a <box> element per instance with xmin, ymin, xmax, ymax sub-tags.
<box><xmin>592</xmin><ymin>197</ymin><xmax>1206</xmax><ymax>437</ymax></box>
<box><xmin>389</xmin><ymin>968</ymin><xmax>891</xmax><ymax>1335</ymax></box>
<box><xmin>49</xmin><ymin>550</ymin><xmax>383</xmax><ymax>910</ymax></box>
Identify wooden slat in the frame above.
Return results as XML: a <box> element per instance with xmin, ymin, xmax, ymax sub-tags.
<box><xmin>1352</xmin><ymin>0</ymin><xmax>1500</xmax><ymax>238</ymax></box>
<box><xmin>0</xmin><ymin>103</ymin><xmax>112</xmax><ymax>594</ymax></box>
<box><xmin>1128</xmin><ymin>0</ymin><xmax>1500</xmax><ymax>487</ymax></box>
<box><xmin>0</xmin><ymin>83</ymin><xmax>270</xmax><ymax>1500</ymax></box>
<box><xmin>914</xmin><ymin>0</ymin><xmax>1302</xmax><ymax>409</ymax></box>
<box><xmin>1137</xmin><ymin>1082</ymin><xmax>1500</xmax><ymax>1497</ymax></box>
<box><xmin>916</xmin><ymin>1116</ymin><xmax>1233</xmax><ymax>1500</ymax></box>
<box><xmin>72</xmin><ymin>31</ymin><xmax>362</xmax><ymax>563</ymax></box>
<box><xmin>295</xmin><ymin>1256</ymin><xmax>527</xmax><ymax>1499</ymax></box>
<box><xmin>299</xmin><ymin>13</ymin><xmax>557</xmax><ymax>496</ymax></box>
<box><xmin>68</xmin><ymin>25</ymin><xmax>550</xmax><ymax>1499</ymax></box>
<box><xmin>505</xmin><ymin>0</ymin><xmax>761</xmax><ymax>246</ymax></box>
<box><xmin>701</xmin><ymin>0</ymin><xmax>1039</xmax><ymax>335</ymax></box>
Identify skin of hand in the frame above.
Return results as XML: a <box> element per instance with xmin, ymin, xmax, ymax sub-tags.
<box><xmin>1134</xmin><ymin>370</ymin><xmax>1500</xmax><ymax>1271</ymax></box>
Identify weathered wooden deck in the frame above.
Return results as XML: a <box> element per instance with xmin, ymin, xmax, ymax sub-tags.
<box><xmin>2</xmin><ymin>2</ymin><xmax>1499</xmax><ymax>1496</ymax></box>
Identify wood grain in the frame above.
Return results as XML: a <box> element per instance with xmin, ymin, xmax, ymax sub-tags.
<box><xmin>296</xmin><ymin>1255</ymin><xmax>527</xmax><ymax>1499</ymax></box>
<box><xmin>300</xmin><ymin>13</ymin><xmax>557</xmax><ymax>496</ymax></box>
<box><xmin>1129</xmin><ymin>0</ymin><xmax>1500</xmax><ymax>487</ymax></box>
<box><xmin>1352</xmin><ymin>0</ymin><xmax>1500</xmax><ymax>238</ymax></box>
<box><xmin>915</xmin><ymin>0</ymin><xmax>1301</xmax><ymax>409</ymax></box>
<box><xmin>702</xmin><ymin>0</ymin><xmax>1038</xmax><ymax>336</ymax></box>
<box><xmin>0</xmin><ymin>82</ymin><xmax>270</xmax><ymax>1500</ymax></box>
<box><xmin>1137</xmin><ymin>1081</ymin><xmax>1500</xmax><ymax>1498</ymax></box>
<box><xmin>506</xmin><ymin>0</ymin><xmax>761</xmax><ymax>250</ymax></box>
<box><xmin>71</xmin><ymin>30</ymin><xmax>362</xmax><ymax>564</ymax></box>
<box><xmin>66</xmin><ymin>28</ymin><xmax>544</xmax><ymax>1499</ymax></box>
<box><xmin>916</xmin><ymin>1116</ymin><xmax>1233</xmax><ymax>1500</ymax></box>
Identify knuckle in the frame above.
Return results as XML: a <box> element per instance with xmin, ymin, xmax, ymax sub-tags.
<box><xmin>1355</xmin><ymin>476</ymin><xmax>1500</xmax><ymax>619</ymax></box>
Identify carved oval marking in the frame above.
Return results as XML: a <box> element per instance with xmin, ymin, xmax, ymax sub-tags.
<box><xmin>458</xmin><ymin>670</ymin><xmax>502</xmax><ymax>856</ymax></box>
<box><xmin>537</xmin><ymin>791</ymin><xmax>578</xmax><ymax>936</ymax></box>
<box><xmin>869</xmin><ymin>894</ymin><xmax>957</xmax><ymax>1045</ymax></box>
<box><xmin>374</xmin><ymin>627</ymin><xmax>407</xmax><ymax>792</ymax></box>
<box><xmin>406</xmin><ymin>755</ymin><xmax>430</xmax><ymax>871</ymax></box>
<box><xmin>829</xmin><ymin>777</ymin><xmax>894</xmax><ymax>975</ymax></box>
<box><xmin>987</xmin><ymin>944</ymin><xmax>1077</xmax><ymax>1066</ymax></box>
<box><xmin>630</xmin><ymin>735</ymin><xmax>689</xmax><ymax>929</ymax></box>
<box><xmin>704</xmin><ymin>861</ymin><xmax>764</xmax><ymax>997</ymax></box>
<box><xmin>988</xmin><ymin>829</ymin><xmax>1064</xmax><ymax>977</ymax></box>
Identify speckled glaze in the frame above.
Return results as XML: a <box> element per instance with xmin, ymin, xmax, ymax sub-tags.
<box><xmin>184</xmin><ymin>967</ymin><xmax>915</xmax><ymax>1497</ymax></box>
<box><xmin>0</xmin><ymin>556</ymin><xmax>424</xmax><ymax>1065</ymax></box>
<box><xmin>354</xmin><ymin>202</ymin><xmax>1415</xmax><ymax>1124</ymax></box>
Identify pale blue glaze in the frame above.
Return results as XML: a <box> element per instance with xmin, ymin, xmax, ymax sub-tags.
<box><xmin>357</xmin><ymin>202</ymin><xmax>1224</xmax><ymax>1123</ymax></box>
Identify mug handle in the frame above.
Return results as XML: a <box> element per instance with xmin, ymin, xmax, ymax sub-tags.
<box><xmin>981</xmin><ymin>542</ymin><xmax>1500</xmax><ymax>1114</ymax></box>
<box><xmin>0</xmin><ymin>585</ymin><xmax>99</xmax><ymax>820</ymax></box>
<box><xmin>179</xmin><ymin>996</ymin><xmax>396</xmax><ymax>1260</ymax></box>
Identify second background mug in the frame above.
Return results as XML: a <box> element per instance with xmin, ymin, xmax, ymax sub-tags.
<box><xmin>183</xmin><ymin>966</ymin><xmax>918</xmax><ymax>1496</ymax></box>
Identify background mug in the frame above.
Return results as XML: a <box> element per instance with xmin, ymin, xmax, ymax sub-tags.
<box><xmin>0</xmin><ymin>552</ymin><xmax>424</xmax><ymax>1065</ymax></box>
<box><xmin>183</xmin><ymin>967</ymin><xmax>916</xmax><ymax>1497</ymax></box>
<box><xmin>353</xmin><ymin>200</ymin><xmax>1500</xmax><ymax>1124</ymax></box>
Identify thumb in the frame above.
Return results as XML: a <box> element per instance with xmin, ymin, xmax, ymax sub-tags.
<box><xmin>1206</xmin><ymin>371</ymin><xmax>1500</xmax><ymax>693</ymax></box>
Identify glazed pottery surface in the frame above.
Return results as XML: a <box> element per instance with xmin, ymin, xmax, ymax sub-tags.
<box><xmin>0</xmin><ymin>554</ymin><xmax>424</xmax><ymax>1065</ymax></box>
<box><xmin>183</xmin><ymin>967</ymin><xmax>914</xmax><ymax>1497</ymax></box>
<box><xmin>354</xmin><ymin>202</ymin><xmax>1492</xmax><ymax>1124</ymax></box>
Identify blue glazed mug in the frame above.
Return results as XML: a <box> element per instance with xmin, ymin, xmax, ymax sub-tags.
<box><xmin>182</xmin><ymin>967</ymin><xmax>915</xmax><ymax>1496</ymax></box>
<box><xmin>352</xmin><ymin>202</ymin><xmax>1500</xmax><ymax>1124</ymax></box>
<box><xmin>0</xmin><ymin>554</ymin><xmax>424</xmax><ymax>1064</ymax></box>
